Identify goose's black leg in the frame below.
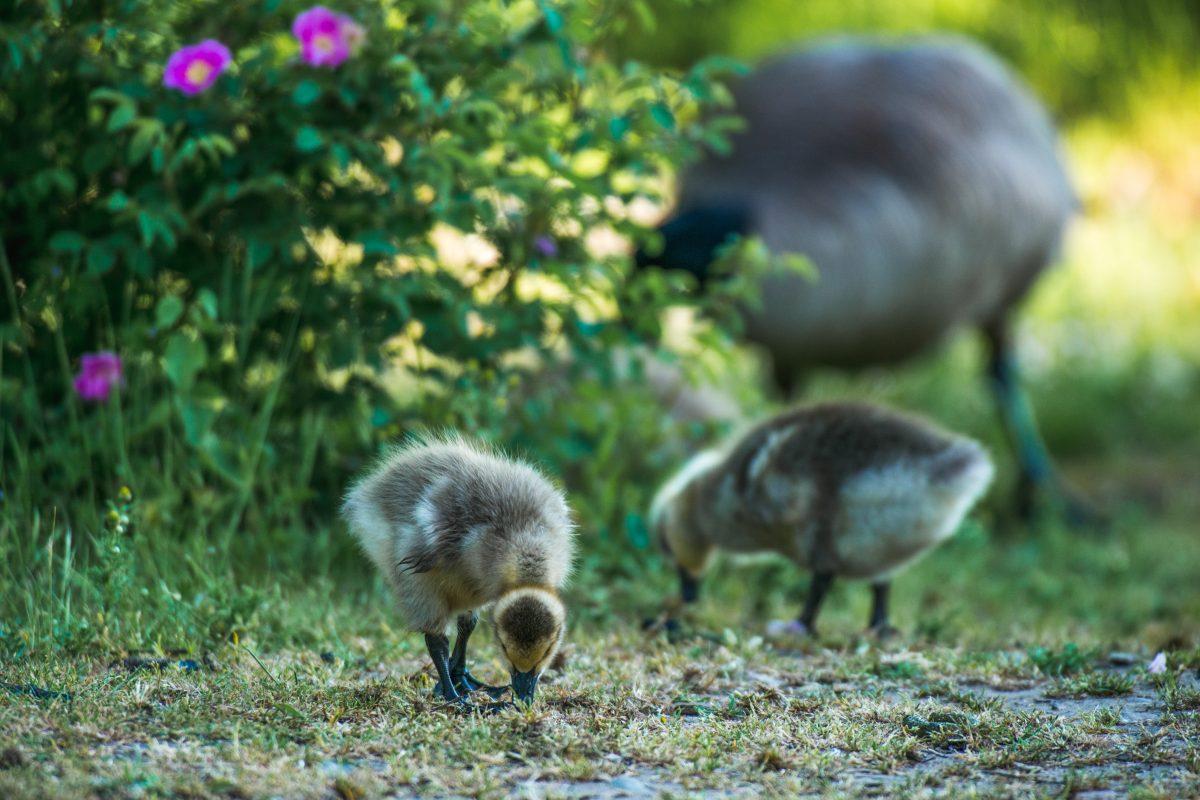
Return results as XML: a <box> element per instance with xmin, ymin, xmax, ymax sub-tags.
<box><xmin>867</xmin><ymin>581</ymin><xmax>899</xmax><ymax>638</ymax></box>
<box><xmin>798</xmin><ymin>572</ymin><xmax>834</xmax><ymax>636</ymax></box>
<box><xmin>772</xmin><ymin>359</ymin><xmax>798</xmax><ymax>400</ymax></box>
<box><xmin>984</xmin><ymin>321</ymin><xmax>1097</xmax><ymax>527</ymax></box>
<box><xmin>425</xmin><ymin>632</ymin><xmax>467</xmax><ymax>705</ymax></box>
<box><xmin>449</xmin><ymin>613</ymin><xmax>507</xmax><ymax>700</ymax></box>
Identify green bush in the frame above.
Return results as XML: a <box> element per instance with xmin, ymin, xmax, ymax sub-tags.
<box><xmin>0</xmin><ymin>0</ymin><xmax>739</xmax><ymax>527</ymax></box>
<box><xmin>0</xmin><ymin>0</ymin><xmax>751</xmax><ymax>649</ymax></box>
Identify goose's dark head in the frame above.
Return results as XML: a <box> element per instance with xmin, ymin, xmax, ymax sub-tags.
<box><xmin>634</xmin><ymin>205</ymin><xmax>752</xmax><ymax>287</ymax></box>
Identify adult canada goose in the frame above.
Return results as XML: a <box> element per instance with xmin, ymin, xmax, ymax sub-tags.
<box><xmin>637</xmin><ymin>36</ymin><xmax>1082</xmax><ymax>522</ymax></box>
<box><xmin>649</xmin><ymin>402</ymin><xmax>993</xmax><ymax>636</ymax></box>
<box><xmin>342</xmin><ymin>435</ymin><xmax>574</xmax><ymax>706</ymax></box>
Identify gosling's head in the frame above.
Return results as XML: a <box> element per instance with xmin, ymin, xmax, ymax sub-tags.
<box><xmin>650</xmin><ymin>449</ymin><xmax>723</xmax><ymax>584</ymax></box>
<box><xmin>493</xmin><ymin>587</ymin><xmax>566</xmax><ymax>704</ymax></box>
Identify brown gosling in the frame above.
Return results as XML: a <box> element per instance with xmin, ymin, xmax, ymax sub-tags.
<box><xmin>650</xmin><ymin>402</ymin><xmax>994</xmax><ymax>637</ymax></box>
<box><xmin>342</xmin><ymin>435</ymin><xmax>574</xmax><ymax>706</ymax></box>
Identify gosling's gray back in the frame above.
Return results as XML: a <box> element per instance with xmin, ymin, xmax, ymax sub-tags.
<box><xmin>689</xmin><ymin>403</ymin><xmax>994</xmax><ymax>577</ymax></box>
<box><xmin>680</xmin><ymin>36</ymin><xmax>1076</xmax><ymax>371</ymax></box>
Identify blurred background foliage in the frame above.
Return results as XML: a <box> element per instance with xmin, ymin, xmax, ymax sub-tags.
<box><xmin>2</xmin><ymin>0</ymin><xmax>1198</xmax><ymax>656</ymax></box>
<box><xmin>620</xmin><ymin>0</ymin><xmax>1200</xmax><ymax>121</ymax></box>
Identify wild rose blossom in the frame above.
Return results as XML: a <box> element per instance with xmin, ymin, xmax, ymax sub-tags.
<box><xmin>1147</xmin><ymin>652</ymin><xmax>1168</xmax><ymax>675</ymax></box>
<box><xmin>73</xmin><ymin>352</ymin><xmax>124</xmax><ymax>403</ymax></box>
<box><xmin>293</xmin><ymin>6</ymin><xmax>365</xmax><ymax>68</ymax></box>
<box><xmin>163</xmin><ymin>40</ymin><xmax>232</xmax><ymax>95</ymax></box>
<box><xmin>341</xmin><ymin>17</ymin><xmax>366</xmax><ymax>53</ymax></box>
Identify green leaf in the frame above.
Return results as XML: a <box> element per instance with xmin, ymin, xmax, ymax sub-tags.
<box><xmin>166</xmin><ymin>139</ymin><xmax>199</xmax><ymax>174</ymax></box>
<box><xmin>86</xmin><ymin>244</ymin><xmax>116</xmax><ymax>275</ymax></box>
<box><xmin>358</xmin><ymin>230</ymin><xmax>399</xmax><ymax>256</ymax></box>
<box><xmin>89</xmin><ymin>88</ymin><xmax>131</xmax><ymax>105</ymax></box>
<box><xmin>247</xmin><ymin>240</ymin><xmax>273</xmax><ymax>271</ymax></box>
<box><xmin>196</xmin><ymin>289</ymin><xmax>218</xmax><ymax>321</ymax></box>
<box><xmin>155</xmin><ymin>295</ymin><xmax>185</xmax><ymax>329</ymax></box>
<box><xmin>608</xmin><ymin>115</ymin><xmax>630</xmax><ymax>141</ymax></box>
<box><xmin>649</xmin><ymin>102</ymin><xmax>676</xmax><ymax>130</ymax></box>
<box><xmin>49</xmin><ymin>231</ymin><xmax>86</xmax><ymax>253</ymax></box>
<box><xmin>294</xmin><ymin>126</ymin><xmax>325</xmax><ymax>153</ymax></box>
<box><xmin>292</xmin><ymin>80</ymin><xmax>322</xmax><ymax>106</ymax></box>
<box><xmin>82</xmin><ymin>143</ymin><xmax>112</xmax><ymax>175</ymax></box>
<box><xmin>327</xmin><ymin>334</ymin><xmax>358</xmax><ymax>369</ymax></box>
<box><xmin>137</xmin><ymin>211</ymin><xmax>157</xmax><ymax>248</ymax></box>
<box><xmin>542</xmin><ymin>2</ymin><xmax>564</xmax><ymax>32</ymax></box>
<box><xmin>106</xmin><ymin>103</ymin><xmax>136</xmax><ymax>133</ymax></box>
<box><xmin>625</xmin><ymin>512</ymin><xmax>650</xmax><ymax>549</ymax></box>
<box><xmin>175</xmin><ymin>395</ymin><xmax>217</xmax><ymax>446</ymax></box>
<box><xmin>128</xmin><ymin>123</ymin><xmax>161</xmax><ymax>166</ymax></box>
<box><xmin>162</xmin><ymin>333</ymin><xmax>207</xmax><ymax>390</ymax></box>
<box><xmin>106</xmin><ymin>190</ymin><xmax>130</xmax><ymax>213</ymax></box>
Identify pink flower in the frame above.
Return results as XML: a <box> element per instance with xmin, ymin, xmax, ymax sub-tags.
<box><xmin>1148</xmin><ymin>652</ymin><xmax>1168</xmax><ymax>675</ymax></box>
<box><xmin>342</xmin><ymin>18</ymin><xmax>366</xmax><ymax>53</ymax></box>
<box><xmin>73</xmin><ymin>352</ymin><xmax>123</xmax><ymax>403</ymax></box>
<box><xmin>163</xmin><ymin>40</ymin><xmax>232</xmax><ymax>96</ymax></box>
<box><xmin>293</xmin><ymin>6</ymin><xmax>365</xmax><ymax>68</ymax></box>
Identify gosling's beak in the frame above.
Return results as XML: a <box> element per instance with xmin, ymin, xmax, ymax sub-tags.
<box><xmin>510</xmin><ymin>669</ymin><xmax>540</xmax><ymax>705</ymax></box>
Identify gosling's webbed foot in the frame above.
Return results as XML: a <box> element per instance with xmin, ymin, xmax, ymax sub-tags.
<box><xmin>643</xmin><ymin>611</ymin><xmax>694</xmax><ymax>644</ymax></box>
<box><xmin>867</xmin><ymin>623</ymin><xmax>901</xmax><ymax>641</ymax></box>
<box><xmin>431</xmin><ymin>683</ymin><xmax>469</xmax><ymax>706</ymax></box>
<box><xmin>766</xmin><ymin>619</ymin><xmax>814</xmax><ymax>640</ymax></box>
<box><xmin>452</xmin><ymin>669</ymin><xmax>509</xmax><ymax>700</ymax></box>
<box><xmin>647</xmin><ymin>617</ymin><xmax>723</xmax><ymax>645</ymax></box>
<box><xmin>431</xmin><ymin>686</ymin><xmax>510</xmax><ymax>714</ymax></box>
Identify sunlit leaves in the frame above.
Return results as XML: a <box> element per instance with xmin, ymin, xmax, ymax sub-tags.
<box><xmin>3</xmin><ymin>0</ymin><xmax>741</xmax><ymax>529</ymax></box>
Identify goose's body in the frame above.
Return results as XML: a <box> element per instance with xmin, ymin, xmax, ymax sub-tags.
<box><xmin>641</xmin><ymin>36</ymin><xmax>1084</xmax><ymax>521</ymax></box>
<box><xmin>674</xmin><ymin>36</ymin><xmax>1073</xmax><ymax>371</ymax></box>
<box><xmin>651</xmin><ymin>403</ymin><xmax>993</xmax><ymax>634</ymax></box>
<box><xmin>343</xmin><ymin>435</ymin><xmax>574</xmax><ymax>704</ymax></box>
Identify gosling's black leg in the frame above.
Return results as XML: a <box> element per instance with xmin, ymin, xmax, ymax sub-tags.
<box><xmin>984</xmin><ymin>320</ymin><xmax>1097</xmax><ymax>527</ymax></box>
<box><xmin>653</xmin><ymin>567</ymin><xmax>701</xmax><ymax>639</ymax></box>
<box><xmin>679</xmin><ymin>566</ymin><xmax>699</xmax><ymax>605</ymax></box>
<box><xmin>798</xmin><ymin>572</ymin><xmax>834</xmax><ymax>635</ymax></box>
<box><xmin>425</xmin><ymin>632</ymin><xmax>467</xmax><ymax>706</ymax></box>
<box><xmin>449</xmin><ymin>613</ymin><xmax>507</xmax><ymax>700</ymax></box>
<box><xmin>867</xmin><ymin>581</ymin><xmax>898</xmax><ymax>638</ymax></box>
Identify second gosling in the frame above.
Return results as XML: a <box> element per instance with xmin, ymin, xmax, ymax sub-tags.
<box><xmin>342</xmin><ymin>435</ymin><xmax>574</xmax><ymax>706</ymax></box>
<box><xmin>650</xmin><ymin>402</ymin><xmax>994</xmax><ymax>636</ymax></box>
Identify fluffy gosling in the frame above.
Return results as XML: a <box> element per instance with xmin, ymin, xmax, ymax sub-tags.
<box><xmin>342</xmin><ymin>435</ymin><xmax>574</xmax><ymax>706</ymax></box>
<box><xmin>650</xmin><ymin>402</ymin><xmax>994</xmax><ymax>636</ymax></box>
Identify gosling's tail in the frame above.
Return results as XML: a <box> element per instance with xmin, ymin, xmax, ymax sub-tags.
<box><xmin>930</xmin><ymin>439</ymin><xmax>995</xmax><ymax>507</ymax></box>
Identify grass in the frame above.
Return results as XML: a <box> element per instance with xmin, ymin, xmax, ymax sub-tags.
<box><xmin>1</xmin><ymin>626</ymin><xmax>1196</xmax><ymax>797</ymax></box>
<box><xmin>2</xmin><ymin>486</ymin><xmax>1198</xmax><ymax>798</ymax></box>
